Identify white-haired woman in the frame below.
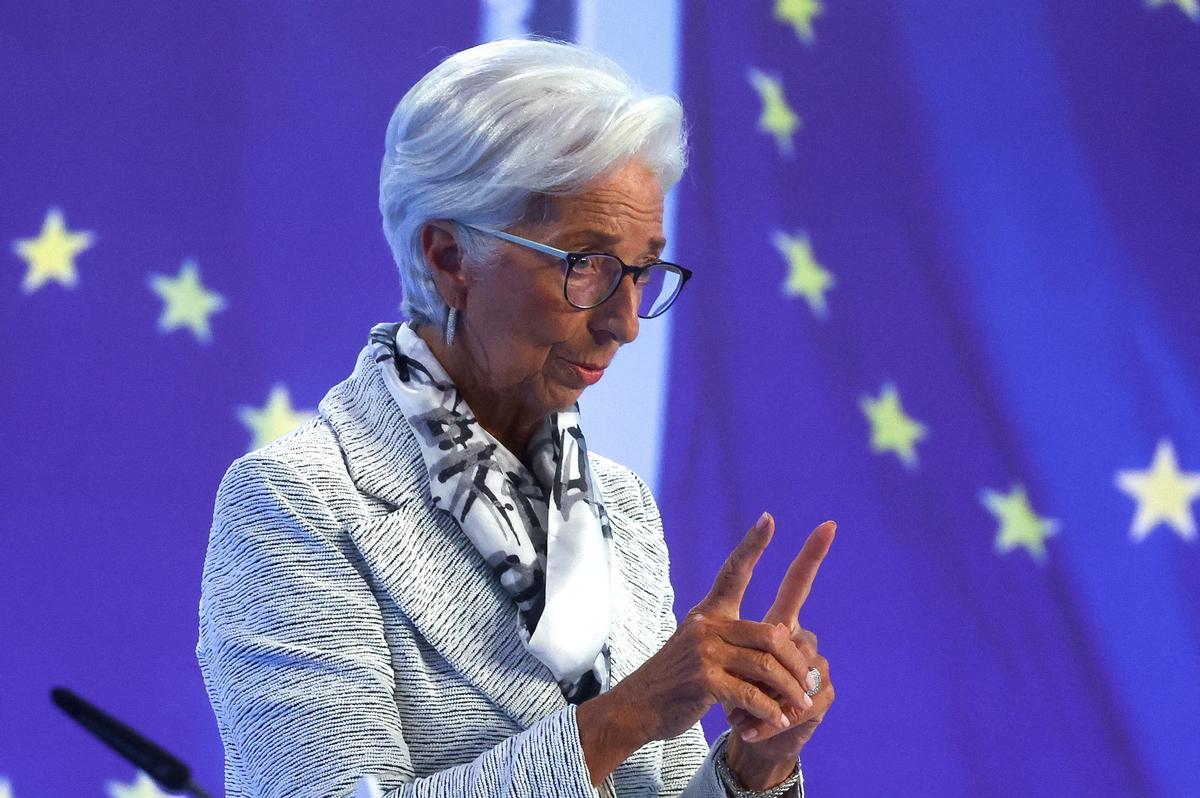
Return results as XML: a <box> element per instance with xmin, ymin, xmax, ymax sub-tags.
<box><xmin>198</xmin><ymin>38</ymin><xmax>836</xmax><ymax>798</ymax></box>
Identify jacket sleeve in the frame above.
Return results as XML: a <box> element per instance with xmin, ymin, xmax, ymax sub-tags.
<box><xmin>197</xmin><ymin>454</ymin><xmax>599</xmax><ymax>798</ymax></box>
<box><xmin>628</xmin><ymin>476</ymin><xmax>806</xmax><ymax>798</ymax></box>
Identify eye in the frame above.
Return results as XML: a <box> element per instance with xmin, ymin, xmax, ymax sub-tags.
<box><xmin>632</xmin><ymin>263</ymin><xmax>661</xmax><ymax>284</ymax></box>
<box><xmin>569</xmin><ymin>255</ymin><xmax>608</xmax><ymax>274</ymax></box>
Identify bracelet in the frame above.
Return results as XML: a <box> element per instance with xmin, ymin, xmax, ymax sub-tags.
<box><xmin>713</xmin><ymin>734</ymin><xmax>801</xmax><ymax>798</ymax></box>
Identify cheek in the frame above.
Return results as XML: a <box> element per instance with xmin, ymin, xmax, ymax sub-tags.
<box><xmin>527</xmin><ymin>265</ymin><xmax>578</xmax><ymax>326</ymax></box>
<box><xmin>476</xmin><ymin>270</ymin><xmax>578</xmax><ymax>369</ymax></box>
<box><xmin>517</xmin><ymin>287</ymin><xmax>572</xmax><ymax>342</ymax></box>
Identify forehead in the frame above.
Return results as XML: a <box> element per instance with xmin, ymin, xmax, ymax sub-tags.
<box><xmin>539</xmin><ymin>161</ymin><xmax>666</xmax><ymax>252</ymax></box>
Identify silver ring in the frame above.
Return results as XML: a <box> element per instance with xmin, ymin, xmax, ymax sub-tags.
<box><xmin>804</xmin><ymin>666</ymin><xmax>822</xmax><ymax>697</ymax></box>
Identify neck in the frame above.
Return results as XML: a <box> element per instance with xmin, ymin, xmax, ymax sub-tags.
<box><xmin>416</xmin><ymin>323</ymin><xmax>542</xmax><ymax>460</ymax></box>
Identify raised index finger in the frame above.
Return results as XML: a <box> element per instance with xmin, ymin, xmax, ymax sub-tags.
<box><xmin>699</xmin><ymin>512</ymin><xmax>775</xmax><ymax>617</ymax></box>
<box><xmin>763</xmin><ymin>520</ymin><xmax>836</xmax><ymax>626</ymax></box>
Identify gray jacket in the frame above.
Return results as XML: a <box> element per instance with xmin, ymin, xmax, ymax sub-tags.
<box><xmin>197</xmin><ymin>342</ymin><xmax>776</xmax><ymax>797</ymax></box>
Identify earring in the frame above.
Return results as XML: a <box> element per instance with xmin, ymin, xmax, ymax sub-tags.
<box><xmin>444</xmin><ymin>307</ymin><xmax>458</xmax><ymax>346</ymax></box>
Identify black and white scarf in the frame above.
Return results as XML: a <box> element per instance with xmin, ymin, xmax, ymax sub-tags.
<box><xmin>369</xmin><ymin>322</ymin><xmax>613</xmax><ymax>703</ymax></box>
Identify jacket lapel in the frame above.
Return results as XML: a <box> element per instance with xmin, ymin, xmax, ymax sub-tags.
<box><xmin>605</xmin><ymin>509</ymin><xmax>672</xmax><ymax>794</ymax></box>
<box><xmin>605</xmin><ymin>510</ymin><xmax>660</xmax><ymax>689</ymax></box>
<box><xmin>317</xmin><ymin>342</ymin><xmax>666</xmax><ymax>761</ymax></box>
<box><xmin>319</xmin><ymin>345</ymin><xmax>566</xmax><ymax>730</ymax></box>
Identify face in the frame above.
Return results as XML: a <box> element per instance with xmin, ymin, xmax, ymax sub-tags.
<box><xmin>460</xmin><ymin>160</ymin><xmax>666</xmax><ymax>420</ymax></box>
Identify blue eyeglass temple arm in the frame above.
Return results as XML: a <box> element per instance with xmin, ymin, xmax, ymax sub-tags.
<box><xmin>457</xmin><ymin>223</ymin><xmax>572</xmax><ymax>260</ymax></box>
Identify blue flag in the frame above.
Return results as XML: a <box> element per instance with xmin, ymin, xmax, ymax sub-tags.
<box><xmin>661</xmin><ymin>2</ymin><xmax>1200</xmax><ymax>795</ymax></box>
<box><xmin>1</xmin><ymin>5</ymin><xmax>478</xmax><ymax>795</ymax></box>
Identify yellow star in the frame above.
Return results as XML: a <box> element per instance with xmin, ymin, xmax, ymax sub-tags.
<box><xmin>1146</xmin><ymin>0</ymin><xmax>1199</xmax><ymax>21</ymax></box>
<box><xmin>775</xmin><ymin>0</ymin><xmax>824</xmax><ymax>45</ymax></box>
<box><xmin>774</xmin><ymin>231</ymin><xmax>834</xmax><ymax>317</ymax></box>
<box><xmin>980</xmin><ymin>485</ymin><xmax>1059</xmax><ymax>562</ymax></box>
<box><xmin>238</xmin><ymin>384</ymin><xmax>314</xmax><ymax>452</ymax></box>
<box><xmin>106</xmin><ymin>772</ymin><xmax>173</xmax><ymax>798</ymax></box>
<box><xmin>747</xmin><ymin>69</ymin><xmax>802</xmax><ymax>155</ymax></box>
<box><xmin>860</xmin><ymin>383</ymin><xmax>927</xmax><ymax>469</ymax></box>
<box><xmin>147</xmin><ymin>259</ymin><xmax>227</xmax><ymax>343</ymax></box>
<box><xmin>12</xmin><ymin>208</ymin><xmax>94</xmax><ymax>293</ymax></box>
<box><xmin>1115</xmin><ymin>439</ymin><xmax>1200</xmax><ymax>542</ymax></box>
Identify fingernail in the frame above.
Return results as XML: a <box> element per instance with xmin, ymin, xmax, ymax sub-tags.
<box><xmin>741</xmin><ymin>727</ymin><xmax>759</xmax><ymax>741</ymax></box>
<box><xmin>778</xmin><ymin>713</ymin><xmax>790</xmax><ymax>728</ymax></box>
<box><xmin>754</xmin><ymin>512</ymin><xmax>770</xmax><ymax>531</ymax></box>
<box><xmin>803</xmin><ymin>693</ymin><xmax>814</xmax><ymax>709</ymax></box>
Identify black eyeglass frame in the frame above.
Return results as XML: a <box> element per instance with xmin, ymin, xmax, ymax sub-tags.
<box><xmin>457</xmin><ymin>222</ymin><xmax>693</xmax><ymax>319</ymax></box>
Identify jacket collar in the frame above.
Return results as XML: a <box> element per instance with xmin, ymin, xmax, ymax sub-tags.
<box><xmin>316</xmin><ymin>343</ymin><xmax>661</xmax><ymax>742</ymax></box>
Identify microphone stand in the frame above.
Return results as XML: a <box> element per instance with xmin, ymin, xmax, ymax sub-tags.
<box><xmin>50</xmin><ymin>687</ymin><xmax>216</xmax><ymax>798</ymax></box>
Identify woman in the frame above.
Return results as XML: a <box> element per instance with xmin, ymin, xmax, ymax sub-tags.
<box><xmin>198</xmin><ymin>38</ymin><xmax>835</xmax><ymax>798</ymax></box>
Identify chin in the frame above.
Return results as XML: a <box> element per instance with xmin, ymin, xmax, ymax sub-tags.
<box><xmin>546</xmin><ymin>385</ymin><xmax>585</xmax><ymax>412</ymax></box>
<box><xmin>553</xmin><ymin>393</ymin><xmax>584</xmax><ymax>412</ymax></box>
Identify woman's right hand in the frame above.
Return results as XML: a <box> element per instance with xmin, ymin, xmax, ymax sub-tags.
<box><xmin>612</xmin><ymin>512</ymin><xmax>815</xmax><ymax>743</ymax></box>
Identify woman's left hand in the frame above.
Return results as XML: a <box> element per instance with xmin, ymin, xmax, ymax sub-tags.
<box><xmin>722</xmin><ymin>520</ymin><xmax>836</xmax><ymax>789</ymax></box>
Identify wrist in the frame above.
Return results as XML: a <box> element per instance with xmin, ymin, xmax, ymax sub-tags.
<box><xmin>723</xmin><ymin>734</ymin><xmax>799</xmax><ymax>791</ymax></box>
<box><xmin>575</xmin><ymin>687</ymin><xmax>653</xmax><ymax>786</ymax></box>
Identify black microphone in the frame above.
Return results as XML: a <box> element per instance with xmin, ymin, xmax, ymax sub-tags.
<box><xmin>50</xmin><ymin>687</ymin><xmax>213</xmax><ymax>798</ymax></box>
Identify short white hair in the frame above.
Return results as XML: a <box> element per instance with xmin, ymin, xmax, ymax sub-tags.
<box><xmin>379</xmin><ymin>38</ymin><xmax>688</xmax><ymax>327</ymax></box>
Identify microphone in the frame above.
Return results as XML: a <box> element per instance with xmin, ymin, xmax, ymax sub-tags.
<box><xmin>50</xmin><ymin>687</ymin><xmax>213</xmax><ymax>798</ymax></box>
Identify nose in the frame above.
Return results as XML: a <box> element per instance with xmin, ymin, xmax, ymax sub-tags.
<box><xmin>591</xmin><ymin>271</ymin><xmax>640</xmax><ymax>345</ymax></box>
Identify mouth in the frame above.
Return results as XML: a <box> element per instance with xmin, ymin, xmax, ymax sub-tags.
<box><xmin>562</xmin><ymin>357</ymin><xmax>608</xmax><ymax>386</ymax></box>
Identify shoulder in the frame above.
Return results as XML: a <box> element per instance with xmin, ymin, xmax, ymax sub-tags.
<box><xmin>588</xmin><ymin>451</ymin><xmax>660</xmax><ymax>527</ymax></box>
<box><xmin>588</xmin><ymin>453</ymin><xmax>675</xmax><ymax>618</ymax></box>
<box><xmin>588</xmin><ymin>453</ymin><xmax>670</xmax><ymax>576</ymax></box>
<box><xmin>213</xmin><ymin>415</ymin><xmax>370</xmax><ymax>534</ymax></box>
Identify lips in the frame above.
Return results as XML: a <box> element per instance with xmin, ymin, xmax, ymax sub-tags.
<box><xmin>563</xmin><ymin>357</ymin><xmax>608</xmax><ymax>386</ymax></box>
<box><xmin>567</xmin><ymin>359</ymin><xmax>609</xmax><ymax>371</ymax></box>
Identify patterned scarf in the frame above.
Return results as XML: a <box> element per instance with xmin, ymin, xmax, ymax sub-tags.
<box><xmin>369</xmin><ymin>322</ymin><xmax>613</xmax><ymax>704</ymax></box>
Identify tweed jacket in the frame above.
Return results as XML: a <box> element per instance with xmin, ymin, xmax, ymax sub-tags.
<box><xmin>197</xmin><ymin>340</ymin><xmax>799</xmax><ymax>798</ymax></box>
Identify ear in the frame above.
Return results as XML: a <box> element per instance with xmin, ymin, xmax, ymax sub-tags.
<box><xmin>421</xmin><ymin>220</ymin><xmax>468</xmax><ymax>310</ymax></box>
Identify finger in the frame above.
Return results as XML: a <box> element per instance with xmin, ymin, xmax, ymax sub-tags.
<box><xmin>719</xmin><ymin>620</ymin><xmax>812</xmax><ymax>701</ymax></box>
<box><xmin>726</xmin><ymin>707</ymin><xmax>752</xmax><ymax>727</ymax></box>
<box><xmin>740</xmin><ymin>671</ymin><xmax>829</xmax><ymax>734</ymax></box>
<box><xmin>736</xmin><ymin>650</ymin><xmax>830</xmax><ymax>734</ymax></box>
<box><xmin>721</xmin><ymin>644</ymin><xmax>813</xmax><ymax>715</ymax></box>
<box><xmin>801</xmin><ymin>656</ymin><xmax>833</xmax><ymax>711</ymax></box>
<box><xmin>737</xmin><ymin>701</ymin><xmax>824</xmax><ymax>745</ymax></box>
<box><xmin>728</xmin><ymin>687</ymin><xmax>813</xmax><ymax>743</ymax></box>
<box><xmin>699</xmin><ymin>512</ymin><xmax>775</xmax><ymax>616</ymax></box>
<box><xmin>763</xmin><ymin>520</ymin><xmax>836</xmax><ymax>626</ymax></box>
<box><xmin>793</xmin><ymin>627</ymin><xmax>818</xmax><ymax>650</ymax></box>
<box><xmin>733</xmin><ymin>680</ymin><xmax>813</xmax><ymax>719</ymax></box>
<box><xmin>801</xmin><ymin>683</ymin><xmax>834</xmax><ymax>725</ymax></box>
<box><xmin>712</xmin><ymin>673</ymin><xmax>792</xmax><ymax>740</ymax></box>
<box><xmin>723</xmin><ymin>703</ymin><xmax>759</xmax><ymax>742</ymax></box>
<box><xmin>793</xmin><ymin>627</ymin><xmax>818</xmax><ymax>658</ymax></box>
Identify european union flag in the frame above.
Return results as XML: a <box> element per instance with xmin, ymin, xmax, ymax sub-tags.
<box><xmin>1</xmin><ymin>4</ymin><xmax>477</xmax><ymax>795</ymax></box>
<box><xmin>661</xmin><ymin>2</ymin><xmax>1200</xmax><ymax>795</ymax></box>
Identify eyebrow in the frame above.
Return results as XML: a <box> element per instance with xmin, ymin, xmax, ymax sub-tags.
<box><xmin>562</xmin><ymin>229</ymin><xmax>667</xmax><ymax>257</ymax></box>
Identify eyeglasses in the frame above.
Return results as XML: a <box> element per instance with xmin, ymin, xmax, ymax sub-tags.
<box><xmin>458</xmin><ymin>223</ymin><xmax>692</xmax><ymax>319</ymax></box>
